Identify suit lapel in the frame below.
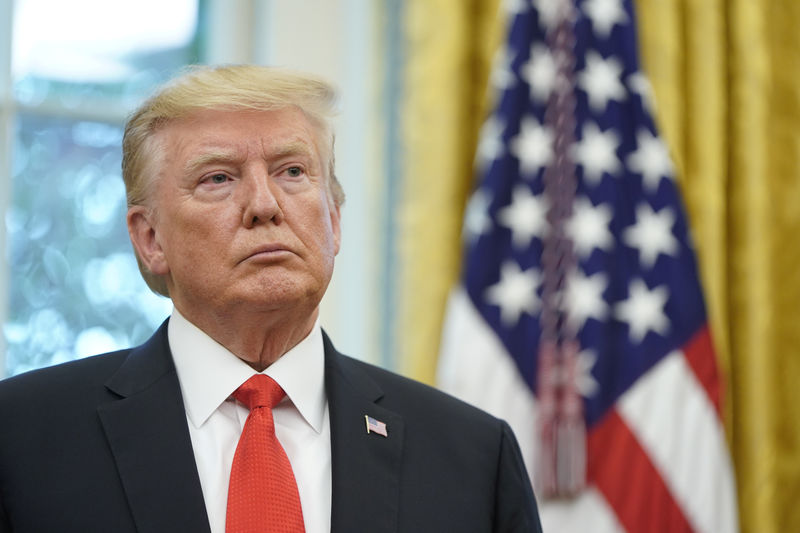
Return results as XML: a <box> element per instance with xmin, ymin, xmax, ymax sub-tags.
<box><xmin>97</xmin><ymin>322</ymin><xmax>211</xmax><ymax>533</ymax></box>
<box><xmin>324</xmin><ymin>333</ymin><xmax>403</xmax><ymax>533</ymax></box>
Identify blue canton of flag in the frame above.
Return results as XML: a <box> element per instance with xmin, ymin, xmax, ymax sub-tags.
<box><xmin>438</xmin><ymin>0</ymin><xmax>738</xmax><ymax>531</ymax></box>
<box><xmin>468</xmin><ymin>0</ymin><xmax>700</xmax><ymax>435</ymax></box>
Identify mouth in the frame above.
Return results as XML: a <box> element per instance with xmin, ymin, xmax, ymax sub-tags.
<box><xmin>240</xmin><ymin>244</ymin><xmax>294</xmax><ymax>264</ymax></box>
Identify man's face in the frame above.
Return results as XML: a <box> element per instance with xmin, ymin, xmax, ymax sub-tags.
<box><xmin>128</xmin><ymin>107</ymin><xmax>341</xmax><ymax>321</ymax></box>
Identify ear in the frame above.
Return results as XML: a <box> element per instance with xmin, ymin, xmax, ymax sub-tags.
<box><xmin>127</xmin><ymin>206</ymin><xmax>170</xmax><ymax>275</ymax></box>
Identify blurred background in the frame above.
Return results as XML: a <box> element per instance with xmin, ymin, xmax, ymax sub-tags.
<box><xmin>0</xmin><ymin>0</ymin><xmax>798</xmax><ymax>532</ymax></box>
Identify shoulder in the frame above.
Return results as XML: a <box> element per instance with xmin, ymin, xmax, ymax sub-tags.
<box><xmin>0</xmin><ymin>350</ymin><xmax>132</xmax><ymax>414</ymax></box>
<box><xmin>0</xmin><ymin>320</ymin><xmax>171</xmax><ymax>410</ymax></box>
<box><xmin>328</xmin><ymin>351</ymin><xmax>514</xmax><ymax>461</ymax></box>
<box><xmin>0</xmin><ymin>349</ymin><xmax>135</xmax><ymax>482</ymax></box>
<box><xmin>320</xmin><ymin>328</ymin><xmax>506</xmax><ymax>444</ymax></box>
<box><xmin>331</xmin><ymin>350</ymin><xmax>500</xmax><ymax>421</ymax></box>
<box><xmin>0</xmin><ymin>349</ymin><xmax>131</xmax><ymax>393</ymax></box>
<box><xmin>342</xmin><ymin>355</ymin><xmax>498</xmax><ymax>424</ymax></box>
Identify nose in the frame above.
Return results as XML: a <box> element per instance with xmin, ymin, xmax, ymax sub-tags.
<box><xmin>241</xmin><ymin>172</ymin><xmax>284</xmax><ymax>228</ymax></box>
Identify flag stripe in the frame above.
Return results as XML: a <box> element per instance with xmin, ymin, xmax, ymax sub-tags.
<box><xmin>539</xmin><ymin>486</ymin><xmax>624</xmax><ymax>533</ymax></box>
<box><xmin>588</xmin><ymin>409</ymin><xmax>694</xmax><ymax>533</ymax></box>
<box><xmin>682</xmin><ymin>325</ymin><xmax>723</xmax><ymax>416</ymax></box>
<box><xmin>617</xmin><ymin>350</ymin><xmax>738</xmax><ymax>533</ymax></box>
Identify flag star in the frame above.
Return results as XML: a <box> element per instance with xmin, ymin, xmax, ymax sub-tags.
<box><xmin>627</xmin><ymin>71</ymin><xmax>656</xmax><ymax>112</ymax></box>
<box><xmin>485</xmin><ymin>261</ymin><xmax>542</xmax><ymax>327</ymax></box>
<box><xmin>578</xmin><ymin>51</ymin><xmax>626</xmax><ymax>112</ymax></box>
<box><xmin>582</xmin><ymin>0</ymin><xmax>629</xmax><ymax>38</ymax></box>
<box><xmin>463</xmin><ymin>188</ymin><xmax>493</xmax><ymax>242</ymax></box>
<box><xmin>623</xmin><ymin>203</ymin><xmax>679</xmax><ymax>268</ymax></box>
<box><xmin>627</xmin><ymin>128</ymin><xmax>674</xmax><ymax>192</ymax></box>
<box><xmin>614</xmin><ymin>279</ymin><xmax>670</xmax><ymax>343</ymax></box>
<box><xmin>497</xmin><ymin>185</ymin><xmax>549</xmax><ymax>249</ymax></box>
<box><xmin>571</xmin><ymin>122</ymin><xmax>622</xmax><ymax>184</ymax></box>
<box><xmin>575</xmin><ymin>350</ymin><xmax>600</xmax><ymax>397</ymax></box>
<box><xmin>566</xmin><ymin>197</ymin><xmax>613</xmax><ymax>258</ymax></box>
<box><xmin>510</xmin><ymin>116</ymin><xmax>554</xmax><ymax>177</ymax></box>
<box><xmin>563</xmin><ymin>269</ymin><xmax>609</xmax><ymax>332</ymax></box>
<box><xmin>475</xmin><ymin>115</ymin><xmax>505</xmax><ymax>170</ymax></box>
<box><xmin>521</xmin><ymin>44</ymin><xmax>557</xmax><ymax>103</ymax></box>
<box><xmin>490</xmin><ymin>47</ymin><xmax>516</xmax><ymax>91</ymax></box>
<box><xmin>533</xmin><ymin>0</ymin><xmax>572</xmax><ymax>31</ymax></box>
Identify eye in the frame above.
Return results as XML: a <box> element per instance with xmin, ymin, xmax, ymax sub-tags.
<box><xmin>286</xmin><ymin>166</ymin><xmax>304</xmax><ymax>178</ymax></box>
<box><xmin>206</xmin><ymin>173</ymin><xmax>229</xmax><ymax>184</ymax></box>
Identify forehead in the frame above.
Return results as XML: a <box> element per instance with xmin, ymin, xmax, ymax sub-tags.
<box><xmin>159</xmin><ymin>107</ymin><xmax>323</xmax><ymax>156</ymax></box>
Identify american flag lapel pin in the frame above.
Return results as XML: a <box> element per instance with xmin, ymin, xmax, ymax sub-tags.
<box><xmin>364</xmin><ymin>415</ymin><xmax>388</xmax><ymax>437</ymax></box>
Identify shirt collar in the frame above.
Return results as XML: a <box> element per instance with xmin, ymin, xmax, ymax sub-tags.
<box><xmin>168</xmin><ymin>307</ymin><xmax>327</xmax><ymax>433</ymax></box>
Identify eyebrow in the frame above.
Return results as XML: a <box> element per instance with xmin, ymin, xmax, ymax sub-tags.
<box><xmin>266</xmin><ymin>140</ymin><xmax>322</xmax><ymax>175</ymax></box>
<box><xmin>269</xmin><ymin>141</ymin><xmax>316</xmax><ymax>161</ymax></box>
<box><xmin>183</xmin><ymin>149</ymin><xmax>247</xmax><ymax>175</ymax></box>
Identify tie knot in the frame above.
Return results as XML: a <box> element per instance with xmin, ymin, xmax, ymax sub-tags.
<box><xmin>233</xmin><ymin>374</ymin><xmax>285</xmax><ymax>410</ymax></box>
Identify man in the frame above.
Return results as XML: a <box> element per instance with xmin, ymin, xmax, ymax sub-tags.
<box><xmin>0</xmin><ymin>65</ymin><xmax>541</xmax><ymax>533</ymax></box>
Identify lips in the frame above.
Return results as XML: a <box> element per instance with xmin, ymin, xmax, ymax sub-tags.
<box><xmin>240</xmin><ymin>243</ymin><xmax>294</xmax><ymax>263</ymax></box>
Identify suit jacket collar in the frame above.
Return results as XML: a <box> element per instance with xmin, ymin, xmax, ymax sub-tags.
<box><xmin>97</xmin><ymin>322</ymin><xmax>403</xmax><ymax>533</ymax></box>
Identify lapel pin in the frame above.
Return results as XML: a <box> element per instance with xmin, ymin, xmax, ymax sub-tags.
<box><xmin>364</xmin><ymin>415</ymin><xmax>388</xmax><ymax>437</ymax></box>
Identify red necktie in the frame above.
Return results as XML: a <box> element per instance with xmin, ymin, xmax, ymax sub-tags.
<box><xmin>226</xmin><ymin>374</ymin><xmax>305</xmax><ymax>533</ymax></box>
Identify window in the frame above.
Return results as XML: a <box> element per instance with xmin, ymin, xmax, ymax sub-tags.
<box><xmin>3</xmin><ymin>0</ymin><xmax>201</xmax><ymax>375</ymax></box>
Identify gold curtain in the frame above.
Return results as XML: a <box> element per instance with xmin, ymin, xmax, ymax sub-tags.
<box><xmin>401</xmin><ymin>0</ymin><xmax>800</xmax><ymax>531</ymax></box>
<box><xmin>636</xmin><ymin>1</ymin><xmax>800</xmax><ymax>532</ymax></box>
<box><xmin>398</xmin><ymin>0</ymin><xmax>502</xmax><ymax>382</ymax></box>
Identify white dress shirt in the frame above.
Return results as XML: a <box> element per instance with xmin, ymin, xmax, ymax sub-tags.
<box><xmin>168</xmin><ymin>308</ymin><xmax>332</xmax><ymax>533</ymax></box>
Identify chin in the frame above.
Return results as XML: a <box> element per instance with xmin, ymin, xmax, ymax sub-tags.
<box><xmin>237</xmin><ymin>278</ymin><xmax>326</xmax><ymax>310</ymax></box>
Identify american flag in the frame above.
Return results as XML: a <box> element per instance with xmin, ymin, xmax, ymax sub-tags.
<box><xmin>365</xmin><ymin>415</ymin><xmax>388</xmax><ymax>437</ymax></box>
<box><xmin>437</xmin><ymin>0</ymin><xmax>739</xmax><ymax>531</ymax></box>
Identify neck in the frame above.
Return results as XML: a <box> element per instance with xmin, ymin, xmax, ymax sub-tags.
<box><xmin>175</xmin><ymin>303</ymin><xmax>319</xmax><ymax>372</ymax></box>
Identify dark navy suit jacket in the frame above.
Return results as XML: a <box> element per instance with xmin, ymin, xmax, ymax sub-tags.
<box><xmin>0</xmin><ymin>321</ymin><xmax>542</xmax><ymax>532</ymax></box>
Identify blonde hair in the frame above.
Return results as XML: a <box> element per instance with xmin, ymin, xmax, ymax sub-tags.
<box><xmin>121</xmin><ymin>64</ymin><xmax>344</xmax><ymax>296</ymax></box>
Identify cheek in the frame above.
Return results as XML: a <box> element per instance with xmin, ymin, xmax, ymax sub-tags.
<box><xmin>160</xmin><ymin>211</ymin><xmax>229</xmax><ymax>263</ymax></box>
